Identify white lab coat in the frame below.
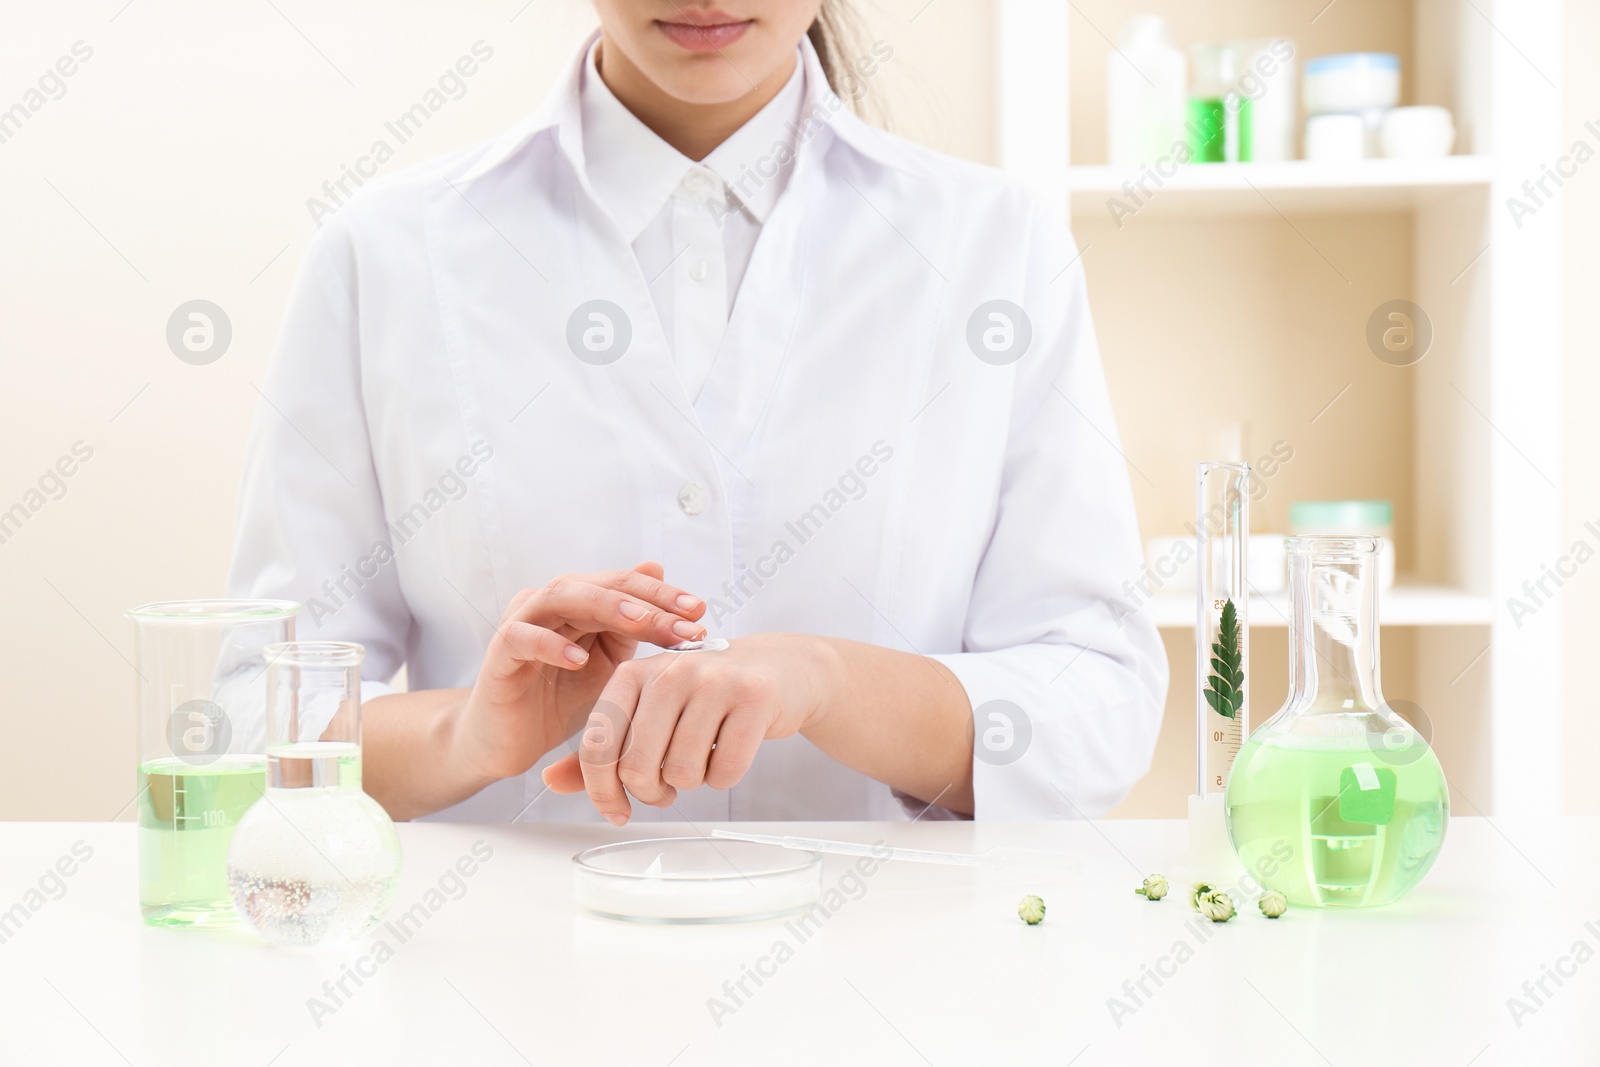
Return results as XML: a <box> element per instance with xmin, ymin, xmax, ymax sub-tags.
<box><xmin>227</xmin><ymin>35</ymin><xmax>1168</xmax><ymax>823</ymax></box>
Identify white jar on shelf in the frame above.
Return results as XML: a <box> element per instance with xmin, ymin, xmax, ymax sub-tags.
<box><xmin>1303</xmin><ymin>53</ymin><xmax>1401</xmax><ymax>157</ymax></box>
<box><xmin>1303</xmin><ymin>53</ymin><xmax>1400</xmax><ymax>115</ymax></box>
<box><xmin>1380</xmin><ymin>106</ymin><xmax>1456</xmax><ymax>159</ymax></box>
<box><xmin>1289</xmin><ymin>500</ymin><xmax>1396</xmax><ymax>589</ymax></box>
<box><xmin>1305</xmin><ymin>113</ymin><xmax>1367</xmax><ymax>163</ymax></box>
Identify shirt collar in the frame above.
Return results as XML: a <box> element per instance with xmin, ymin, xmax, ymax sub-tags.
<box><xmin>580</xmin><ymin>40</ymin><xmax>807</xmax><ymax>241</ymax></box>
<box><xmin>458</xmin><ymin>30</ymin><xmax>904</xmax><ymax>190</ymax></box>
<box><xmin>701</xmin><ymin>56</ymin><xmax>804</xmax><ymax>225</ymax></box>
<box><xmin>578</xmin><ymin>42</ymin><xmax>696</xmax><ymax>242</ymax></box>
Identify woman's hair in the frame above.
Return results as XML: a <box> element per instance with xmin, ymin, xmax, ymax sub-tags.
<box><xmin>806</xmin><ymin>0</ymin><xmax>874</xmax><ymax>117</ymax></box>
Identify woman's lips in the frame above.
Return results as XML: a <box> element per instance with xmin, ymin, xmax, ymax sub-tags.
<box><xmin>655</xmin><ymin>18</ymin><xmax>753</xmax><ymax>51</ymax></box>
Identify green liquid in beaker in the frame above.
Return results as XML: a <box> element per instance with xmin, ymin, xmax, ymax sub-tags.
<box><xmin>1225</xmin><ymin>731</ymin><xmax>1448</xmax><ymax>908</ymax></box>
<box><xmin>138</xmin><ymin>755</ymin><xmax>266</xmax><ymax>926</ymax></box>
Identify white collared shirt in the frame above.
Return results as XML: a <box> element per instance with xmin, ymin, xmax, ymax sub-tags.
<box><xmin>580</xmin><ymin>43</ymin><xmax>803</xmax><ymax>402</ymax></box>
<box><xmin>228</xmin><ymin>32</ymin><xmax>1169</xmax><ymax>824</ymax></box>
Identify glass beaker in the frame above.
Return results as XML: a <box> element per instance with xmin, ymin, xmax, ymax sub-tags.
<box><xmin>1225</xmin><ymin>537</ymin><xmax>1449</xmax><ymax>907</ymax></box>
<box><xmin>226</xmin><ymin>642</ymin><xmax>402</xmax><ymax>946</ymax></box>
<box><xmin>128</xmin><ymin>599</ymin><xmax>301</xmax><ymax>927</ymax></box>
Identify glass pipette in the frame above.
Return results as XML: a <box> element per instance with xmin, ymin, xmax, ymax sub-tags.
<box><xmin>709</xmin><ymin>829</ymin><xmax>1077</xmax><ymax>873</ymax></box>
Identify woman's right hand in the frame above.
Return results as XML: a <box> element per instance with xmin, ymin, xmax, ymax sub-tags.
<box><xmin>450</xmin><ymin>561</ymin><xmax>707</xmax><ymax>786</ymax></box>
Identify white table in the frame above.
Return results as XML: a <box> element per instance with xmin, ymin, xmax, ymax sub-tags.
<box><xmin>0</xmin><ymin>818</ymin><xmax>1593</xmax><ymax>1066</ymax></box>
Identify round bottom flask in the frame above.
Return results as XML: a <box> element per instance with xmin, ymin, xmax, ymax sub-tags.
<box><xmin>1225</xmin><ymin>538</ymin><xmax>1448</xmax><ymax>908</ymax></box>
<box><xmin>227</xmin><ymin>644</ymin><xmax>402</xmax><ymax>945</ymax></box>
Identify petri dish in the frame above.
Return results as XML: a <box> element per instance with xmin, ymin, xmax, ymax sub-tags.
<box><xmin>573</xmin><ymin>837</ymin><xmax>822</xmax><ymax>924</ymax></box>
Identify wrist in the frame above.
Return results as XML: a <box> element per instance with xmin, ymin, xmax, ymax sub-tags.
<box><xmin>797</xmin><ymin>633</ymin><xmax>846</xmax><ymax>732</ymax></box>
<box><xmin>438</xmin><ymin>689</ymin><xmax>510</xmax><ymax>790</ymax></box>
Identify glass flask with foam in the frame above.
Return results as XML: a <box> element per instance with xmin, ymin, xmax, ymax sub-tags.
<box><xmin>128</xmin><ymin>599</ymin><xmax>300</xmax><ymax>927</ymax></box>
<box><xmin>1224</xmin><ymin>537</ymin><xmax>1448</xmax><ymax>907</ymax></box>
<box><xmin>226</xmin><ymin>641</ymin><xmax>402</xmax><ymax>945</ymax></box>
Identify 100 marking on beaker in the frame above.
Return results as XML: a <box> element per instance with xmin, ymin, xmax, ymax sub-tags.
<box><xmin>138</xmin><ymin>755</ymin><xmax>265</xmax><ymax>926</ymax></box>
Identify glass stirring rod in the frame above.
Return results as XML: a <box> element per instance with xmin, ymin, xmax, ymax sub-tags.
<box><xmin>709</xmin><ymin>829</ymin><xmax>1077</xmax><ymax>873</ymax></box>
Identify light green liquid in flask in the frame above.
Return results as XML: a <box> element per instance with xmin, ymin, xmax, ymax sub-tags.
<box><xmin>1225</xmin><ymin>536</ymin><xmax>1449</xmax><ymax>908</ymax></box>
<box><xmin>1226</xmin><ymin>730</ymin><xmax>1447</xmax><ymax>907</ymax></box>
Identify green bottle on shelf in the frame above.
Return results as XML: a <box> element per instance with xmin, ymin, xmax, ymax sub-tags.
<box><xmin>1186</xmin><ymin>43</ymin><xmax>1232</xmax><ymax>163</ymax></box>
<box><xmin>1186</xmin><ymin>98</ymin><xmax>1227</xmax><ymax>163</ymax></box>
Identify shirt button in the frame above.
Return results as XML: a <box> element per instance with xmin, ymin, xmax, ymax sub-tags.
<box><xmin>677</xmin><ymin>481</ymin><xmax>710</xmax><ymax>515</ymax></box>
<box><xmin>688</xmin><ymin>258</ymin><xmax>712</xmax><ymax>283</ymax></box>
<box><xmin>681</xmin><ymin>169</ymin><xmax>711</xmax><ymax>194</ymax></box>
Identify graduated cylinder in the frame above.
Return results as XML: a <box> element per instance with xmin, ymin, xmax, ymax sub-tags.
<box><xmin>1195</xmin><ymin>461</ymin><xmax>1250</xmax><ymax>796</ymax></box>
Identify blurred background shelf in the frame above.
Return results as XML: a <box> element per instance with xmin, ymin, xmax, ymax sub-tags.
<box><xmin>1147</xmin><ymin>581</ymin><xmax>1494</xmax><ymax>629</ymax></box>
<box><xmin>997</xmin><ymin>0</ymin><xmax>1563</xmax><ymax>819</ymax></box>
<box><xmin>1067</xmin><ymin>156</ymin><xmax>1496</xmax><ymax>217</ymax></box>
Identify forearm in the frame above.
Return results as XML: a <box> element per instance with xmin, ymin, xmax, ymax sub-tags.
<box><xmin>361</xmin><ymin>688</ymin><xmax>497</xmax><ymax>821</ymax></box>
<box><xmin>799</xmin><ymin>636</ymin><xmax>976</xmax><ymax>814</ymax></box>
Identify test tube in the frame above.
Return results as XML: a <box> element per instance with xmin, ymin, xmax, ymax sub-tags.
<box><xmin>1195</xmin><ymin>462</ymin><xmax>1250</xmax><ymax>795</ymax></box>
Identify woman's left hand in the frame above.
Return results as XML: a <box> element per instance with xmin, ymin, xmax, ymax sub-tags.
<box><xmin>540</xmin><ymin>633</ymin><xmax>836</xmax><ymax>824</ymax></box>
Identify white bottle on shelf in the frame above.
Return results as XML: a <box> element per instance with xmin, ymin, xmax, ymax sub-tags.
<box><xmin>1238</xmin><ymin>39</ymin><xmax>1298</xmax><ymax>162</ymax></box>
<box><xmin>1107</xmin><ymin>16</ymin><xmax>1187</xmax><ymax>166</ymax></box>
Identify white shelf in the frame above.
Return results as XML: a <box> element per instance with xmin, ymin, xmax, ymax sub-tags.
<box><xmin>1149</xmin><ymin>581</ymin><xmax>1494</xmax><ymax>629</ymax></box>
<box><xmin>993</xmin><ymin>0</ymin><xmax>1565</xmax><ymax>816</ymax></box>
<box><xmin>1068</xmin><ymin>157</ymin><xmax>1495</xmax><ymax>218</ymax></box>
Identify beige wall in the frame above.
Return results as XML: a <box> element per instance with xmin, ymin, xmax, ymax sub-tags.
<box><xmin>0</xmin><ymin>1</ymin><xmax>993</xmax><ymax>821</ymax></box>
<box><xmin>1562</xmin><ymin>0</ymin><xmax>1600</xmax><ymax>815</ymax></box>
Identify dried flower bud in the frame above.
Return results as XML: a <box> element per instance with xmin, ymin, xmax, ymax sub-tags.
<box><xmin>1197</xmin><ymin>889</ymin><xmax>1236</xmax><ymax>923</ymax></box>
<box><xmin>1258</xmin><ymin>889</ymin><xmax>1288</xmax><ymax>919</ymax></box>
<box><xmin>1017</xmin><ymin>894</ymin><xmax>1046</xmax><ymax>925</ymax></box>
<box><xmin>1135</xmin><ymin>874</ymin><xmax>1169</xmax><ymax>901</ymax></box>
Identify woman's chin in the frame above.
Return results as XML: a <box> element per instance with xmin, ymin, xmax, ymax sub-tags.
<box><xmin>647</xmin><ymin>65</ymin><xmax>770</xmax><ymax>107</ymax></box>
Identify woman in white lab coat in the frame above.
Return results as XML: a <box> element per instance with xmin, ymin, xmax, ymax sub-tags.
<box><xmin>228</xmin><ymin>0</ymin><xmax>1168</xmax><ymax>825</ymax></box>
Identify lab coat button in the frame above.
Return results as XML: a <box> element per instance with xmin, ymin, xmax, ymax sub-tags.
<box><xmin>689</xmin><ymin>258</ymin><xmax>712</xmax><ymax>283</ymax></box>
<box><xmin>678</xmin><ymin>482</ymin><xmax>710</xmax><ymax>515</ymax></box>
